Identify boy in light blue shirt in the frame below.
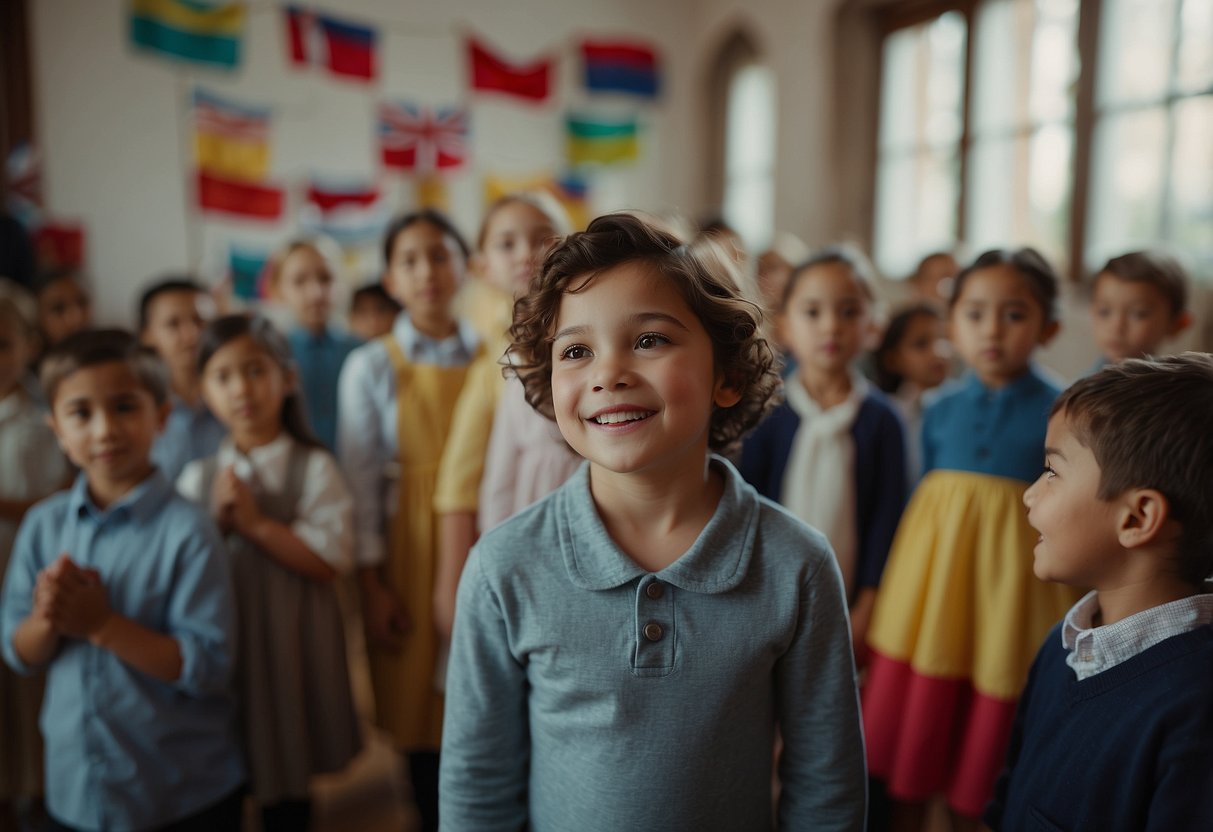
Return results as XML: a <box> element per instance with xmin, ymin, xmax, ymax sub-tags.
<box><xmin>1</xmin><ymin>329</ymin><xmax>245</xmax><ymax>831</ymax></box>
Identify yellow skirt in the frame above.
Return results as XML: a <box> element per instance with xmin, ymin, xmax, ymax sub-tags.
<box><xmin>868</xmin><ymin>469</ymin><xmax>1081</xmax><ymax>701</ymax></box>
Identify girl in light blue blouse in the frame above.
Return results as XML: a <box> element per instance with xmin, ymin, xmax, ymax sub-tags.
<box><xmin>439</xmin><ymin>213</ymin><xmax>866</xmax><ymax>832</ymax></box>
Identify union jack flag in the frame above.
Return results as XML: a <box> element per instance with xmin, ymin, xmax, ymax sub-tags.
<box><xmin>378</xmin><ymin>102</ymin><xmax>469</xmax><ymax>172</ymax></box>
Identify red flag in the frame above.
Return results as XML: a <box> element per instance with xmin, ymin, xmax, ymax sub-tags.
<box><xmin>196</xmin><ymin>171</ymin><xmax>283</xmax><ymax>219</ymax></box>
<box><xmin>468</xmin><ymin>37</ymin><xmax>552</xmax><ymax>102</ymax></box>
<box><xmin>286</xmin><ymin>5</ymin><xmax>376</xmax><ymax>81</ymax></box>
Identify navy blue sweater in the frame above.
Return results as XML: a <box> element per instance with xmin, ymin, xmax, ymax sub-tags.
<box><xmin>985</xmin><ymin>622</ymin><xmax>1213</xmax><ymax>831</ymax></box>
<box><xmin>738</xmin><ymin>392</ymin><xmax>907</xmax><ymax>601</ymax></box>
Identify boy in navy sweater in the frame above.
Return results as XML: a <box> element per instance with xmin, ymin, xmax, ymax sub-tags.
<box><xmin>984</xmin><ymin>353</ymin><xmax>1213</xmax><ymax>831</ymax></box>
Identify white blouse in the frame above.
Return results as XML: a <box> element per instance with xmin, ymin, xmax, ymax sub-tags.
<box><xmin>177</xmin><ymin>432</ymin><xmax>355</xmax><ymax>574</ymax></box>
<box><xmin>336</xmin><ymin>313</ymin><xmax>480</xmax><ymax>567</ymax></box>
<box><xmin>0</xmin><ymin>389</ymin><xmax>71</xmax><ymax>565</ymax></box>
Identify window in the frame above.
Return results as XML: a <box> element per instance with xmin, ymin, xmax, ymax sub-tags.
<box><xmin>723</xmin><ymin>63</ymin><xmax>777</xmax><ymax>254</ymax></box>
<box><xmin>871</xmin><ymin>0</ymin><xmax>1213</xmax><ymax>281</ymax></box>
<box><xmin>1086</xmin><ymin>0</ymin><xmax>1213</xmax><ymax>267</ymax></box>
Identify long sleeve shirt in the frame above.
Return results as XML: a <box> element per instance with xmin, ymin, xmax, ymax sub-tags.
<box><xmin>0</xmin><ymin>471</ymin><xmax>244</xmax><ymax>831</ymax></box>
<box><xmin>440</xmin><ymin>456</ymin><xmax>867</xmax><ymax>831</ymax></box>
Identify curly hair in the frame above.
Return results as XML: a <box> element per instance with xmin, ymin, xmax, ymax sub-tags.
<box><xmin>508</xmin><ymin>212</ymin><xmax>781</xmax><ymax>452</ymax></box>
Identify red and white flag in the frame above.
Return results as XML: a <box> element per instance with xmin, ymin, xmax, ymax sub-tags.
<box><xmin>378</xmin><ymin>102</ymin><xmax>469</xmax><ymax>172</ymax></box>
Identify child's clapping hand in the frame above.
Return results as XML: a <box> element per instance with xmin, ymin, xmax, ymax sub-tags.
<box><xmin>36</xmin><ymin>553</ymin><xmax>110</xmax><ymax>639</ymax></box>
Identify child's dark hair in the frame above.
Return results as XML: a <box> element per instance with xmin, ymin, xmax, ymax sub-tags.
<box><xmin>950</xmin><ymin>248</ymin><xmax>1060</xmax><ymax>323</ymax></box>
<box><xmin>138</xmin><ymin>276</ymin><xmax>207</xmax><ymax>332</ymax></box>
<box><xmin>382</xmin><ymin>209</ymin><xmax>470</xmax><ymax>268</ymax></box>
<box><xmin>509</xmin><ymin>212</ymin><xmax>780</xmax><ymax>452</ymax></box>
<box><xmin>197</xmin><ymin>314</ymin><xmax>322</xmax><ymax>449</ymax></box>
<box><xmin>781</xmin><ymin>244</ymin><xmax>878</xmax><ymax>309</ymax></box>
<box><xmin>350</xmin><ymin>282</ymin><xmax>402</xmax><ymax>314</ymax></box>
<box><xmin>873</xmin><ymin>302</ymin><xmax>943</xmax><ymax>394</ymax></box>
<box><xmin>33</xmin><ymin>268</ymin><xmax>87</xmax><ymax>296</ymax></box>
<box><xmin>40</xmin><ymin>329</ymin><xmax>169</xmax><ymax>406</ymax></box>
<box><xmin>1097</xmin><ymin>250</ymin><xmax>1189</xmax><ymax>317</ymax></box>
<box><xmin>1052</xmin><ymin>352</ymin><xmax>1213</xmax><ymax>585</ymax></box>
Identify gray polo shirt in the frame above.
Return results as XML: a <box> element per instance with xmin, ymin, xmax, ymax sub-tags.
<box><xmin>440</xmin><ymin>456</ymin><xmax>866</xmax><ymax>831</ymax></box>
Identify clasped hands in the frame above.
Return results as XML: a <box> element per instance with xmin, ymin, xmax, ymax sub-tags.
<box><xmin>34</xmin><ymin>553</ymin><xmax>111</xmax><ymax>641</ymax></box>
<box><xmin>212</xmin><ymin>465</ymin><xmax>262</xmax><ymax>536</ymax></box>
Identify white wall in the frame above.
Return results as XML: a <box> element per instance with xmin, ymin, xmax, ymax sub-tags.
<box><xmin>30</xmin><ymin>0</ymin><xmax>714</xmax><ymax>327</ymax></box>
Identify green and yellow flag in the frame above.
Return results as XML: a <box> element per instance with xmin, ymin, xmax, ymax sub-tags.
<box><xmin>566</xmin><ymin>115</ymin><xmax>639</xmax><ymax>167</ymax></box>
<box><xmin>130</xmin><ymin>0</ymin><xmax>245</xmax><ymax>69</ymax></box>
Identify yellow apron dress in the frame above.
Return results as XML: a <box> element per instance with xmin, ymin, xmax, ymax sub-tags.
<box><xmin>369</xmin><ymin>336</ymin><xmax>476</xmax><ymax>751</ymax></box>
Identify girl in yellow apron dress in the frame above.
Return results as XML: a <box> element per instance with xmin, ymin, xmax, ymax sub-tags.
<box><xmin>346</xmin><ymin>209</ymin><xmax>480</xmax><ymax>832</ymax></box>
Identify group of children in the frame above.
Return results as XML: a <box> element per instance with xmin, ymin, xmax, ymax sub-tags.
<box><xmin>0</xmin><ymin>198</ymin><xmax>1210</xmax><ymax>832</ymax></box>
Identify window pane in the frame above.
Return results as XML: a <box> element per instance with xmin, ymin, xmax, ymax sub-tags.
<box><xmin>1168</xmin><ymin>95</ymin><xmax>1213</xmax><ymax>258</ymax></box>
<box><xmin>968</xmin><ymin>137</ymin><xmax>1017</xmax><ymax>252</ymax></box>
<box><xmin>879</xmin><ymin>13</ymin><xmax>966</xmax><ymax>152</ymax></box>
<box><xmin>1176</xmin><ymin>0</ymin><xmax>1213</xmax><ymax>95</ymax></box>
<box><xmin>967</xmin><ymin>125</ymin><xmax>1072</xmax><ymax>263</ymax></box>
<box><xmin>924</xmin><ymin>12</ymin><xmax>967</xmax><ymax>147</ymax></box>
<box><xmin>1086</xmin><ymin>107</ymin><xmax>1168</xmax><ymax>266</ymax></box>
<box><xmin>874</xmin><ymin>149</ymin><xmax>959</xmax><ymax>278</ymax></box>
<box><xmin>973</xmin><ymin>0</ymin><xmax>1023</xmax><ymax>135</ymax></box>
<box><xmin>879</xmin><ymin>27</ymin><xmax>920</xmax><ymax>151</ymax></box>
<box><xmin>1029</xmin><ymin>0</ymin><xmax>1079</xmax><ymax>123</ymax></box>
<box><xmin>1097</xmin><ymin>0</ymin><xmax>1177</xmax><ymax>107</ymax></box>
<box><xmin>1027</xmin><ymin>123</ymin><xmax>1073</xmax><ymax>263</ymax></box>
<box><xmin>875</xmin><ymin>154</ymin><xmax>919</xmax><ymax>276</ymax></box>
<box><xmin>974</xmin><ymin>0</ymin><xmax>1077</xmax><ymax>134</ymax></box>
<box><xmin>723</xmin><ymin>64</ymin><xmax>776</xmax><ymax>252</ymax></box>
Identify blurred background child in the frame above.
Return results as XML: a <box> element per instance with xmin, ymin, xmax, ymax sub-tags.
<box><xmin>740</xmin><ymin>247</ymin><xmax>907</xmax><ymax>659</ymax></box>
<box><xmin>180</xmin><ymin>315</ymin><xmax>360</xmax><ymax>832</ymax></box>
<box><xmin>268</xmin><ymin>239</ymin><xmax>361</xmax><ymax>451</ymax></box>
<box><xmin>863</xmin><ymin>248</ymin><xmax>1081</xmax><ymax>830</ymax></box>
<box><xmin>32</xmin><ymin>269</ymin><xmax>91</xmax><ymax>356</ymax></box>
<box><xmin>0</xmin><ymin>280</ymin><xmax>70</xmax><ymax>832</ymax></box>
<box><xmin>1088</xmin><ymin>250</ymin><xmax>1191</xmax><ymax>370</ymax></box>
<box><xmin>872</xmin><ymin>303</ymin><xmax>951</xmax><ymax>482</ymax></box>
<box><xmin>906</xmin><ymin>251</ymin><xmax>959</xmax><ymax>307</ymax></box>
<box><xmin>337</xmin><ymin>209</ymin><xmax>480</xmax><ymax>832</ymax></box>
<box><xmin>348</xmin><ymin>282</ymin><xmax>402</xmax><ymax>343</ymax></box>
<box><xmin>138</xmin><ymin>276</ymin><xmax>224</xmax><ymax>482</ymax></box>
<box><xmin>431</xmin><ymin>194</ymin><xmax>568</xmax><ymax>642</ymax></box>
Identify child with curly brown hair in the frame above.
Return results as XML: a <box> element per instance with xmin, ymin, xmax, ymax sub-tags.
<box><xmin>439</xmin><ymin>213</ymin><xmax>866</xmax><ymax>831</ymax></box>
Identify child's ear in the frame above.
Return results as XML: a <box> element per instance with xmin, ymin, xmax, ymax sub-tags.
<box><xmin>713</xmin><ymin>372</ymin><xmax>743</xmax><ymax>409</ymax></box>
<box><xmin>155</xmin><ymin>399</ymin><xmax>171</xmax><ymax>434</ymax></box>
<box><xmin>1039</xmin><ymin>319</ymin><xmax>1061</xmax><ymax>346</ymax></box>
<box><xmin>1115</xmin><ymin>487</ymin><xmax>1176</xmax><ymax>549</ymax></box>
<box><xmin>1169</xmin><ymin>310</ymin><xmax>1193</xmax><ymax>338</ymax></box>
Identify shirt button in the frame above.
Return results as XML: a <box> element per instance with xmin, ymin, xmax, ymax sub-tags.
<box><xmin>643</xmin><ymin>622</ymin><xmax>664</xmax><ymax>642</ymax></box>
<box><xmin>645</xmin><ymin>582</ymin><xmax>665</xmax><ymax>600</ymax></box>
<box><xmin>975</xmin><ymin>448</ymin><xmax>990</xmax><ymax>460</ymax></box>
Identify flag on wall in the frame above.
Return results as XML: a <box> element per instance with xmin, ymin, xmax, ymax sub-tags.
<box><xmin>34</xmin><ymin>223</ymin><xmax>86</xmax><ymax>271</ymax></box>
<box><xmin>228</xmin><ymin>245</ymin><xmax>270</xmax><ymax>299</ymax></box>
<box><xmin>379</xmin><ymin>103</ymin><xmax>469</xmax><ymax>172</ymax></box>
<box><xmin>467</xmin><ymin>37</ymin><xmax>553</xmax><ymax>102</ymax></box>
<box><xmin>286</xmin><ymin>6</ymin><xmax>377</xmax><ymax>81</ymax></box>
<box><xmin>129</xmin><ymin>0</ymin><xmax>244</xmax><ymax>69</ymax></box>
<box><xmin>299</xmin><ymin>177</ymin><xmax>390</xmax><ymax>246</ymax></box>
<box><xmin>197</xmin><ymin>171</ymin><xmax>284</xmax><ymax>219</ymax></box>
<box><xmin>566</xmin><ymin>115</ymin><xmax>639</xmax><ymax>166</ymax></box>
<box><xmin>193</xmin><ymin>89</ymin><xmax>270</xmax><ymax>181</ymax></box>
<box><xmin>581</xmin><ymin>39</ymin><xmax>661</xmax><ymax>98</ymax></box>
<box><xmin>191</xmin><ymin>89</ymin><xmax>284</xmax><ymax>219</ymax></box>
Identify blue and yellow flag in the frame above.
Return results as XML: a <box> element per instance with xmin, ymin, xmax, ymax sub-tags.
<box><xmin>130</xmin><ymin>0</ymin><xmax>245</xmax><ymax>69</ymax></box>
